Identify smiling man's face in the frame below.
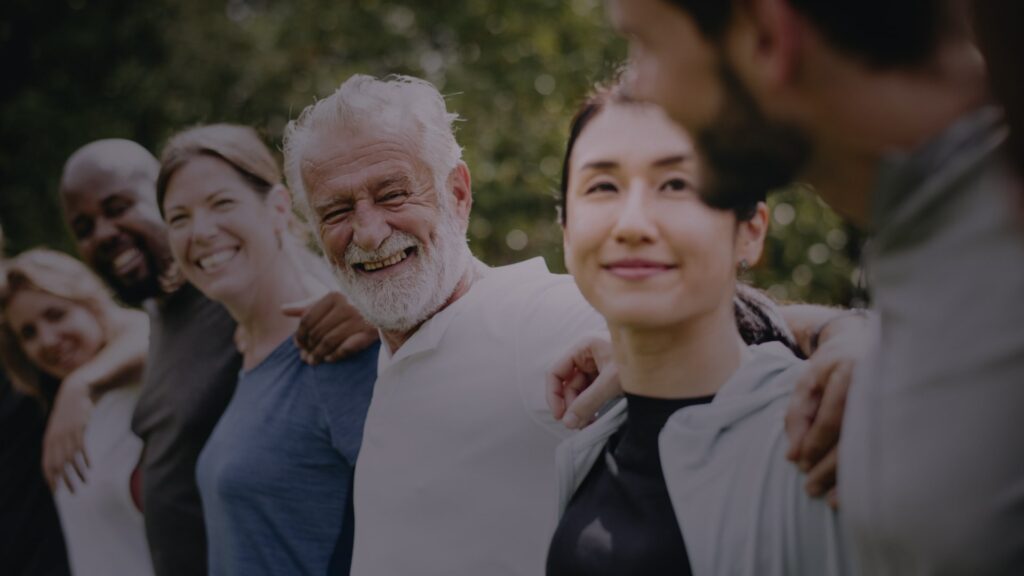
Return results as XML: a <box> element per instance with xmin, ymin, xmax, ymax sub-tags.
<box><xmin>301</xmin><ymin>125</ymin><xmax>472</xmax><ymax>333</ymax></box>
<box><xmin>60</xmin><ymin>155</ymin><xmax>170</xmax><ymax>305</ymax></box>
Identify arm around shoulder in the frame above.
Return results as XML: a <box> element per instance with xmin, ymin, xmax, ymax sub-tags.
<box><xmin>42</xmin><ymin>306</ymin><xmax>148</xmax><ymax>490</ymax></box>
<box><xmin>72</xmin><ymin>307</ymin><xmax>149</xmax><ymax>396</ymax></box>
<box><xmin>309</xmin><ymin>342</ymin><xmax>379</xmax><ymax>464</ymax></box>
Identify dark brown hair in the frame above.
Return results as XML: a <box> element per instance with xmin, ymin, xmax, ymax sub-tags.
<box><xmin>559</xmin><ymin>81</ymin><xmax>800</xmax><ymax>356</ymax></box>
<box><xmin>559</xmin><ymin>82</ymin><xmax>761</xmax><ymax>225</ymax></box>
<box><xmin>661</xmin><ymin>0</ymin><xmax>959</xmax><ymax>68</ymax></box>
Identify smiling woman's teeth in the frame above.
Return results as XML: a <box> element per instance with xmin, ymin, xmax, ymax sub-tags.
<box><xmin>362</xmin><ymin>250</ymin><xmax>408</xmax><ymax>271</ymax></box>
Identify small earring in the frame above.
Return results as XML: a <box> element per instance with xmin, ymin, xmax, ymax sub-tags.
<box><xmin>275</xmin><ymin>228</ymin><xmax>283</xmax><ymax>250</ymax></box>
<box><xmin>738</xmin><ymin>259</ymin><xmax>750</xmax><ymax>274</ymax></box>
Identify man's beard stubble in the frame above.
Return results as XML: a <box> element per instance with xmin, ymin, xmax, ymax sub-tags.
<box><xmin>696</xmin><ymin>61</ymin><xmax>812</xmax><ymax>211</ymax></box>
<box><xmin>96</xmin><ymin>233</ymin><xmax>168</xmax><ymax>306</ymax></box>
<box><xmin>332</xmin><ymin>205</ymin><xmax>472</xmax><ymax>335</ymax></box>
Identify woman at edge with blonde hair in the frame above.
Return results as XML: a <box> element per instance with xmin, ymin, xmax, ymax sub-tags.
<box><xmin>157</xmin><ymin>123</ymin><xmax>379</xmax><ymax>576</ymax></box>
<box><xmin>0</xmin><ymin>248</ymin><xmax>153</xmax><ymax>576</ymax></box>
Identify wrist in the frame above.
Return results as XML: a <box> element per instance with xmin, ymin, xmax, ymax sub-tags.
<box><xmin>63</xmin><ymin>367</ymin><xmax>102</xmax><ymax>396</ymax></box>
<box><xmin>809</xmin><ymin>308</ymin><xmax>870</xmax><ymax>354</ymax></box>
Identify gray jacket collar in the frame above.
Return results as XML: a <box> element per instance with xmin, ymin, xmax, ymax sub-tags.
<box><xmin>555</xmin><ymin>342</ymin><xmax>801</xmax><ymax>515</ymax></box>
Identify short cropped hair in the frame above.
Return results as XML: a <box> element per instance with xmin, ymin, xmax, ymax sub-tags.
<box><xmin>283</xmin><ymin>74</ymin><xmax>463</xmax><ymax>220</ymax></box>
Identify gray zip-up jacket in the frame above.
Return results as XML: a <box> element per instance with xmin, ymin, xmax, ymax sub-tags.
<box><xmin>554</xmin><ymin>342</ymin><xmax>850</xmax><ymax>576</ymax></box>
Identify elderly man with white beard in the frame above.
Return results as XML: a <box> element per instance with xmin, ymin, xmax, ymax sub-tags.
<box><xmin>283</xmin><ymin>74</ymin><xmax>860</xmax><ymax>576</ymax></box>
<box><xmin>283</xmin><ymin>74</ymin><xmax>603</xmax><ymax>576</ymax></box>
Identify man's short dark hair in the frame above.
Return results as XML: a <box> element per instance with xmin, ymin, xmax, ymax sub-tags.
<box><xmin>664</xmin><ymin>0</ymin><xmax>958</xmax><ymax>68</ymax></box>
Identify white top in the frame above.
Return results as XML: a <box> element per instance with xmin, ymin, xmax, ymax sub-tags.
<box><xmin>556</xmin><ymin>343</ymin><xmax>850</xmax><ymax>576</ymax></box>
<box><xmin>55</xmin><ymin>385</ymin><xmax>153</xmax><ymax>576</ymax></box>
<box><xmin>350</xmin><ymin>257</ymin><xmax>606</xmax><ymax>576</ymax></box>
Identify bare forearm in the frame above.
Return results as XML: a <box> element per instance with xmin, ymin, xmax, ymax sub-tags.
<box><xmin>74</xmin><ymin>309</ymin><xmax>149</xmax><ymax>396</ymax></box>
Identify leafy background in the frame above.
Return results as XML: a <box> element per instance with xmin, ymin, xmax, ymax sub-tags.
<box><xmin>0</xmin><ymin>0</ymin><xmax>864</xmax><ymax>306</ymax></box>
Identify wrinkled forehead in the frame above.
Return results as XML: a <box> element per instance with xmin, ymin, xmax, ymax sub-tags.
<box><xmin>302</xmin><ymin>127</ymin><xmax>430</xmax><ymax>195</ymax></box>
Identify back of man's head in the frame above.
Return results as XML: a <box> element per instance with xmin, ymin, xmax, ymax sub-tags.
<box><xmin>664</xmin><ymin>0</ymin><xmax>961</xmax><ymax>68</ymax></box>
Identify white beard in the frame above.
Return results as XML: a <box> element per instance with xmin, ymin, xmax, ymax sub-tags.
<box><xmin>332</xmin><ymin>206</ymin><xmax>471</xmax><ymax>334</ymax></box>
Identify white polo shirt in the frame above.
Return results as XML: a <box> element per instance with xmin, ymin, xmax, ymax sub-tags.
<box><xmin>350</xmin><ymin>257</ymin><xmax>605</xmax><ymax>576</ymax></box>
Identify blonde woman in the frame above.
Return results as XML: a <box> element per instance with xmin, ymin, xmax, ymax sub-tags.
<box><xmin>157</xmin><ymin>124</ymin><xmax>378</xmax><ymax>576</ymax></box>
<box><xmin>0</xmin><ymin>248</ymin><xmax>153</xmax><ymax>576</ymax></box>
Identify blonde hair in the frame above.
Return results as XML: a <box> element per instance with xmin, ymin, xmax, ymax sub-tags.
<box><xmin>156</xmin><ymin>123</ymin><xmax>282</xmax><ymax>212</ymax></box>
<box><xmin>0</xmin><ymin>249</ymin><xmax>120</xmax><ymax>406</ymax></box>
<box><xmin>155</xmin><ymin>123</ymin><xmax>326</xmax><ymax>256</ymax></box>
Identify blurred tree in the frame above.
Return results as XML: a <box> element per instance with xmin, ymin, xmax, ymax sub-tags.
<box><xmin>0</xmin><ymin>0</ymin><xmax>859</xmax><ymax>305</ymax></box>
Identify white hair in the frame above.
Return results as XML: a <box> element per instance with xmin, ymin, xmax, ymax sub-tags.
<box><xmin>283</xmin><ymin>74</ymin><xmax>463</xmax><ymax>221</ymax></box>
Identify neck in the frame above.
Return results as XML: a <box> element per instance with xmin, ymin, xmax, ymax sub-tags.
<box><xmin>223</xmin><ymin>252</ymin><xmax>311</xmax><ymax>370</ymax></box>
<box><xmin>611</xmin><ymin>300</ymin><xmax>746</xmax><ymax>399</ymax></box>
<box><xmin>801</xmin><ymin>40</ymin><xmax>988</xmax><ymax>227</ymax></box>
<box><xmin>380</xmin><ymin>258</ymin><xmax>486</xmax><ymax>353</ymax></box>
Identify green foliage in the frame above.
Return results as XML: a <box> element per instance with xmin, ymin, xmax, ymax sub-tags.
<box><xmin>759</xmin><ymin>186</ymin><xmax>865</xmax><ymax>306</ymax></box>
<box><xmin>0</xmin><ymin>0</ymin><xmax>859</xmax><ymax>305</ymax></box>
